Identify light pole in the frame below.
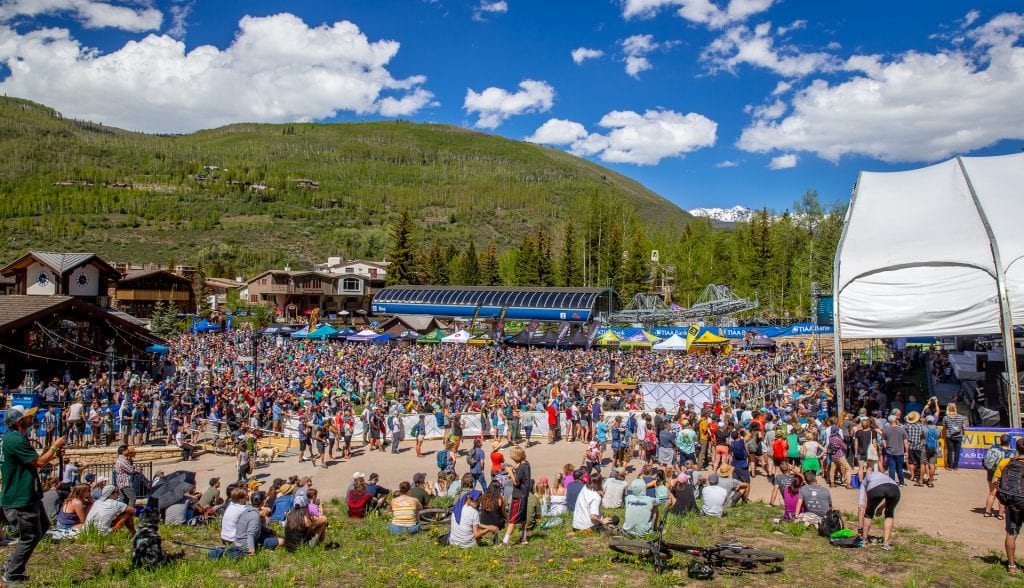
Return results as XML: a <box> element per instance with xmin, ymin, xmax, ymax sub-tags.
<box><xmin>250</xmin><ymin>331</ymin><xmax>260</xmax><ymax>389</ymax></box>
<box><xmin>106</xmin><ymin>342</ymin><xmax>116</xmax><ymax>397</ymax></box>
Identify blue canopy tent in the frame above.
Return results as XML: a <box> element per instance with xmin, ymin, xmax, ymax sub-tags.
<box><xmin>373</xmin><ymin>333</ymin><xmax>393</xmax><ymax>343</ymax></box>
<box><xmin>189</xmin><ymin>318</ymin><xmax>221</xmax><ymax>333</ymax></box>
<box><xmin>289</xmin><ymin>326</ymin><xmax>311</xmax><ymax>338</ymax></box>
<box><xmin>146</xmin><ymin>344</ymin><xmax>170</xmax><ymax>354</ymax></box>
<box><xmin>327</xmin><ymin>326</ymin><xmax>358</xmax><ymax>340</ymax></box>
<box><xmin>306</xmin><ymin>324</ymin><xmax>339</xmax><ymax>340</ymax></box>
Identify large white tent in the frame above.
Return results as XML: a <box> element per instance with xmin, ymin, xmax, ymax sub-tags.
<box><xmin>441</xmin><ymin>329</ymin><xmax>472</xmax><ymax>344</ymax></box>
<box><xmin>833</xmin><ymin>152</ymin><xmax>1024</xmax><ymax>422</ymax></box>
<box><xmin>652</xmin><ymin>334</ymin><xmax>688</xmax><ymax>351</ymax></box>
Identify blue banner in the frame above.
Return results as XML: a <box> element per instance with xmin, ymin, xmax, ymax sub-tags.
<box><xmin>650</xmin><ymin>323</ymin><xmax>834</xmax><ymax>339</ymax></box>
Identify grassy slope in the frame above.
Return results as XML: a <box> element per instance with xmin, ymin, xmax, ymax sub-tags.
<box><xmin>25</xmin><ymin>500</ymin><xmax>1020</xmax><ymax>587</ymax></box>
<box><xmin>0</xmin><ymin>97</ymin><xmax>691</xmax><ymax>271</ymax></box>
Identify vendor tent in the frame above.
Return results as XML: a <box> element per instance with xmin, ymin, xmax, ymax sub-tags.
<box><xmin>396</xmin><ymin>330</ymin><xmax>421</xmax><ymax>342</ymax></box>
<box><xmin>327</xmin><ymin>326</ymin><xmax>357</xmax><ymax>340</ymax></box>
<box><xmin>834</xmin><ymin>152</ymin><xmax>1024</xmax><ymax>422</ymax></box>
<box><xmin>442</xmin><ymin>329</ymin><xmax>472</xmax><ymax>344</ymax></box>
<box><xmin>346</xmin><ymin>329</ymin><xmax>380</xmax><ymax>342</ymax></box>
<box><xmin>189</xmin><ymin>318</ymin><xmax>220</xmax><ymax>333</ymax></box>
<box><xmin>508</xmin><ymin>330</ymin><xmax>540</xmax><ymax>345</ymax></box>
<box><xmin>288</xmin><ymin>326</ymin><xmax>311</xmax><ymax>338</ymax></box>
<box><xmin>621</xmin><ymin>330</ymin><xmax>656</xmax><ymax>348</ymax></box>
<box><xmin>594</xmin><ymin>330</ymin><xmax>620</xmax><ymax>346</ymax></box>
<box><xmin>652</xmin><ymin>333</ymin><xmax>687</xmax><ymax>351</ymax></box>
<box><xmin>417</xmin><ymin>329</ymin><xmax>448</xmax><ymax>344</ymax></box>
<box><xmin>688</xmin><ymin>331</ymin><xmax>730</xmax><ymax>346</ymax></box>
<box><xmin>468</xmin><ymin>331</ymin><xmax>496</xmax><ymax>345</ymax></box>
<box><xmin>740</xmin><ymin>330</ymin><xmax>776</xmax><ymax>350</ymax></box>
<box><xmin>305</xmin><ymin>324</ymin><xmax>338</xmax><ymax>340</ymax></box>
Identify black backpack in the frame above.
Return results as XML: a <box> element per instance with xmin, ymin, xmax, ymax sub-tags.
<box><xmin>818</xmin><ymin>509</ymin><xmax>844</xmax><ymax>538</ymax></box>
<box><xmin>998</xmin><ymin>459</ymin><xmax>1024</xmax><ymax>510</ymax></box>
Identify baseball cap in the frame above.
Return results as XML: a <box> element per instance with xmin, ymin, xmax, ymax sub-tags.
<box><xmin>413</xmin><ymin>472</ymin><xmax>426</xmax><ymax>483</ymax></box>
<box><xmin>1002</xmin><ymin>434</ymin><xmax>1012</xmax><ymax>445</ymax></box>
<box><xmin>4</xmin><ymin>406</ymin><xmax>37</xmax><ymax>426</ymax></box>
<box><xmin>353</xmin><ymin>472</ymin><xmax>366</xmax><ymax>480</ymax></box>
<box><xmin>96</xmin><ymin>475</ymin><xmax>109</xmax><ymax>484</ymax></box>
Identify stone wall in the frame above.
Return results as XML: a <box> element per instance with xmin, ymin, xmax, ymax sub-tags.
<box><xmin>63</xmin><ymin>446</ymin><xmax>190</xmax><ymax>466</ymax></box>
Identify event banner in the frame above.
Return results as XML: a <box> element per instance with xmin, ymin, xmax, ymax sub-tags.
<box><xmin>958</xmin><ymin>427</ymin><xmax>1024</xmax><ymax>469</ymax></box>
<box><xmin>651</xmin><ymin>323</ymin><xmax>834</xmax><ymax>340</ymax></box>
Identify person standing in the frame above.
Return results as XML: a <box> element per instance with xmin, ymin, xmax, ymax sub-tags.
<box><xmin>1</xmin><ymin>406</ymin><xmax>65</xmax><ymax>584</ymax></box>
<box><xmin>880</xmin><ymin>415</ymin><xmax>909</xmax><ymax>486</ymax></box>
<box><xmin>942</xmin><ymin>404</ymin><xmax>968</xmax><ymax>470</ymax></box>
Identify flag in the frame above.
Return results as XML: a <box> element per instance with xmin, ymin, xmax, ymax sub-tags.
<box><xmin>686</xmin><ymin>324</ymin><xmax>700</xmax><ymax>349</ymax></box>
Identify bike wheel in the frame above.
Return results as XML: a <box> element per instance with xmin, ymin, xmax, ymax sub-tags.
<box><xmin>417</xmin><ymin>508</ymin><xmax>451</xmax><ymax>525</ymax></box>
<box><xmin>608</xmin><ymin>538</ymin><xmax>672</xmax><ymax>561</ymax></box>
<box><xmin>718</xmin><ymin>548</ymin><xmax>784</xmax><ymax>565</ymax></box>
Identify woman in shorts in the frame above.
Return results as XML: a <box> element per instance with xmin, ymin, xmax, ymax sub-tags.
<box><xmin>857</xmin><ymin>461</ymin><xmax>900</xmax><ymax>550</ymax></box>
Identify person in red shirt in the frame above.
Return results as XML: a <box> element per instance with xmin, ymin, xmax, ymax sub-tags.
<box><xmin>546</xmin><ymin>403</ymin><xmax>558</xmax><ymax>444</ymax></box>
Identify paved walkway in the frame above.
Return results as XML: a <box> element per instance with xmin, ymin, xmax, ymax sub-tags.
<box><xmin>179</xmin><ymin>438</ymin><xmax>999</xmax><ymax>552</ymax></box>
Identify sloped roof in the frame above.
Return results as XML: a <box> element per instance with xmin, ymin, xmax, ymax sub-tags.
<box><xmin>119</xmin><ymin>269</ymin><xmax>193</xmax><ymax>285</ymax></box>
<box><xmin>0</xmin><ymin>295</ymin><xmax>73</xmax><ymax>331</ymax></box>
<box><xmin>0</xmin><ymin>251</ymin><xmax>119</xmax><ymax>277</ymax></box>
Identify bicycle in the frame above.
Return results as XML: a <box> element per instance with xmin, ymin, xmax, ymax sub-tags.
<box><xmin>608</xmin><ymin>521</ymin><xmax>783</xmax><ymax>580</ymax></box>
<box><xmin>417</xmin><ymin>507</ymin><xmax>452</xmax><ymax>526</ymax></box>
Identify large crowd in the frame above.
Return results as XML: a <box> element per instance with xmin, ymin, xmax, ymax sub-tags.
<box><xmin>3</xmin><ymin>333</ymin><xmax>1021</xmax><ymax>582</ymax></box>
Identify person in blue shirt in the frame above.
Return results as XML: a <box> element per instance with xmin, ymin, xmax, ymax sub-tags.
<box><xmin>595</xmin><ymin>419</ymin><xmax>609</xmax><ymax>452</ymax></box>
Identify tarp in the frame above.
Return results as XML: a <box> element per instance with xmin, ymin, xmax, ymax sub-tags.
<box><xmin>346</xmin><ymin>329</ymin><xmax>380</xmax><ymax>342</ymax></box>
<box><xmin>442</xmin><ymin>329</ymin><xmax>472</xmax><ymax>344</ymax></box>
<box><xmin>417</xmin><ymin>328</ymin><xmax>448</xmax><ymax>344</ymax></box>
<box><xmin>836</xmin><ymin>152</ymin><xmax>1024</xmax><ymax>338</ymax></box>
<box><xmin>640</xmin><ymin>382</ymin><xmax>714</xmax><ymax>411</ymax></box>
<box><xmin>652</xmin><ymin>334</ymin><xmax>687</xmax><ymax>351</ymax></box>
<box><xmin>305</xmin><ymin>324</ymin><xmax>338</xmax><ymax>340</ymax></box>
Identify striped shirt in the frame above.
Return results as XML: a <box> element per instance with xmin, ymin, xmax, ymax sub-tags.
<box><xmin>114</xmin><ymin>455</ymin><xmax>135</xmax><ymax>490</ymax></box>
<box><xmin>390</xmin><ymin>495</ymin><xmax>420</xmax><ymax>527</ymax></box>
<box><xmin>905</xmin><ymin>422</ymin><xmax>925</xmax><ymax>450</ymax></box>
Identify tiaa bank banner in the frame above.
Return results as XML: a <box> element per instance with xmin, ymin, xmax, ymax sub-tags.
<box><xmin>958</xmin><ymin>427</ymin><xmax>1024</xmax><ymax>469</ymax></box>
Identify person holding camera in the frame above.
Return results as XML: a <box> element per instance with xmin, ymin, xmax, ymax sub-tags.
<box><xmin>1</xmin><ymin>406</ymin><xmax>66</xmax><ymax>584</ymax></box>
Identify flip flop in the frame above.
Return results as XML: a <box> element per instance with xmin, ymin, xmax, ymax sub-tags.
<box><xmin>984</xmin><ymin>512</ymin><xmax>994</xmax><ymax>518</ymax></box>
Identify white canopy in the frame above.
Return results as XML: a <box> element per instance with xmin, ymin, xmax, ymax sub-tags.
<box><xmin>835</xmin><ymin>152</ymin><xmax>1024</xmax><ymax>338</ymax></box>
<box><xmin>441</xmin><ymin>329</ymin><xmax>472</xmax><ymax>344</ymax></box>
<box><xmin>834</xmin><ymin>152</ymin><xmax>1024</xmax><ymax>422</ymax></box>
<box><xmin>652</xmin><ymin>333</ymin><xmax>688</xmax><ymax>351</ymax></box>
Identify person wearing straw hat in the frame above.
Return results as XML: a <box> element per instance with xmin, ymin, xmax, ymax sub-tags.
<box><xmin>1</xmin><ymin>406</ymin><xmax>65</xmax><ymax>584</ymax></box>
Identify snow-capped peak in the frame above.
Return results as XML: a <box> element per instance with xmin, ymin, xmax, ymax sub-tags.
<box><xmin>689</xmin><ymin>205</ymin><xmax>755</xmax><ymax>223</ymax></box>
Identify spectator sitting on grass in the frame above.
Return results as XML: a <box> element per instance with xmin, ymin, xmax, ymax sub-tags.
<box><xmin>235</xmin><ymin>490</ymin><xmax>279</xmax><ymax>555</ymax></box>
<box><xmin>84</xmin><ymin>484</ymin><xmax>135</xmax><ymax>534</ymax></box>
<box><xmin>283</xmin><ymin>501</ymin><xmax>326</xmax><ymax>552</ymax></box>
<box><xmin>449</xmin><ymin>490</ymin><xmax>499</xmax><ymax>548</ymax></box>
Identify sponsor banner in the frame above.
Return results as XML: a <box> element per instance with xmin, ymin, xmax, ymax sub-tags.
<box><xmin>958</xmin><ymin>427</ymin><xmax>1024</xmax><ymax>470</ymax></box>
<box><xmin>651</xmin><ymin>323</ymin><xmax>834</xmax><ymax>340</ymax></box>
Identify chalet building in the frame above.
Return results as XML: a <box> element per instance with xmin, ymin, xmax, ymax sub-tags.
<box><xmin>206</xmin><ymin>277</ymin><xmax>244</xmax><ymax>311</ymax></box>
<box><xmin>108</xmin><ymin>269</ymin><xmax>196</xmax><ymax>318</ymax></box>
<box><xmin>0</xmin><ymin>276</ymin><xmax>13</xmax><ymax>295</ymax></box>
<box><xmin>0</xmin><ymin>252</ymin><xmax>121</xmax><ymax>305</ymax></box>
<box><xmin>243</xmin><ymin>270</ymin><xmax>339</xmax><ymax>315</ymax></box>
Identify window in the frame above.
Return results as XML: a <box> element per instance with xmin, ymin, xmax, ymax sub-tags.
<box><xmin>343</xmin><ymin>278</ymin><xmax>361</xmax><ymax>292</ymax></box>
<box><xmin>250</xmin><ymin>295</ymin><xmax>259</xmax><ymax>303</ymax></box>
<box><xmin>345</xmin><ymin>267</ymin><xmax>354</xmax><ymax>274</ymax></box>
<box><xmin>369</xmin><ymin>269</ymin><xmax>377</xmax><ymax>278</ymax></box>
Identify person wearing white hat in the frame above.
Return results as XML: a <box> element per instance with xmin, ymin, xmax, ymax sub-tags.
<box><xmin>1</xmin><ymin>405</ymin><xmax>65</xmax><ymax>584</ymax></box>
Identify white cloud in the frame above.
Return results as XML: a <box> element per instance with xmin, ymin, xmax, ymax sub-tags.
<box><xmin>771</xmin><ymin>80</ymin><xmax>791</xmax><ymax>95</ymax></box>
<box><xmin>0</xmin><ymin>0</ymin><xmax>162</xmax><ymax>32</ymax></box>
<box><xmin>167</xmin><ymin>2</ymin><xmax>192</xmax><ymax>40</ymax></box>
<box><xmin>571</xmin><ymin>47</ymin><xmax>604</xmax><ymax>64</ymax></box>
<box><xmin>621</xmin><ymin>0</ymin><xmax>774</xmax><ymax>29</ymax></box>
<box><xmin>738</xmin><ymin>13</ymin><xmax>1024</xmax><ymax>163</ymax></box>
<box><xmin>527</xmin><ymin>109</ymin><xmax>717</xmax><ymax>165</ymax></box>
<box><xmin>767</xmin><ymin>153</ymin><xmax>797</xmax><ymax>169</ymax></box>
<box><xmin>473</xmin><ymin>0</ymin><xmax>507</xmax><ymax>21</ymax></box>
<box><xmin>776</xmin><ymin>19</ymin><xmax>806</xmax><ymax>36</ymax></box>
<box><xmin>621</xmin><ymin>33</ymin><xmax>677</xmax><ymax>78</ymax></box>
<box><xmin>963</xmin><ymin>9</ymin><xmax>981</xmax><ymax>28</ymax></box>
<box><xmin>703</xmin><ymin>22</ymin><xmax>837</xmax><ymax>76</ymax></box>
<box><xmin>524</xmin><ymin>118</ymin><xmax>588</xmax><ymax>144</ymax></box>
<box><xmin>378</xmin><ymin>88</ymin><xmax>438</xmax><ymax>117</ymax></box>
<box><xmin>464</xmin><ymin>79</ymin><xmax>554</xmax><ymax>129</ymax></box>
<box><xmin>0</xmin><ymin>14</ymin><xmax>436</xmax><ymax>133</ymax></box>
<box><xmin>715</xmin><ymin>159</ymin><xmax>738</xmax><ymax>167</ymax></box>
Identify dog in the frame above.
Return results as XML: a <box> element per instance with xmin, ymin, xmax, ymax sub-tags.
<box><xmin>256</xmin><ymin>447</ymin><xmax>279</xmax><ymax>465</ymax></box>
<box><xmin>132</xmin><ymin>509</ymin><xmax>182</xmax><ymax>569</ymax></box>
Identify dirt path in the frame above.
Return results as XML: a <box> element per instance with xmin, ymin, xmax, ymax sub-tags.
<box><xmin>185</xmin><ymin>439</ymin><xmax>1000</xmax><ymax>553</ymax></box>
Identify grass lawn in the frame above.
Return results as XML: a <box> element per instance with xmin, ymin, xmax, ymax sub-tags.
<box><xmin>21</xmin><ymin>500</ymin><xmax>1024</xmax><ymax>587</ymax></box>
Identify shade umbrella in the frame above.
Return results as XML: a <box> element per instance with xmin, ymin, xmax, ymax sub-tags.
<box><xmin>148</xmin><ymin>470</ymin><xmax>196</xmax><ymax>510</ymax></box>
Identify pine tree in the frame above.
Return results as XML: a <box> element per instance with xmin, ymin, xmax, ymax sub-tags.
<box><xmin>480</xmin><ymin>242</ymin><xmax>501</xmax><ymax>286</ymax></box>
<box><xmin>150</xmin><ymin>301</ymin><xmax>180</xmax><ymax>338</ymax></box>
<box><xmin>515</xmin><ymin>236</ymin><xmax>539</xmax><ymax>286</ymax></box>
<box><xmin>462</xmin><ymin>241</ymin><xmax>481</xmax><ymax>286</ymax></box>
<box><xmin>536</xmin><ymin>226</ymin><xmax>555</xmax><ymax>286</ymax></box>
<box><xmin>559</xmin><ymin>218</ymin><xmax>581</xmax><ymax>287</ymax></box>
<box><xmin>193</xmin><ymin>263</ymin><xmax>210</xmax><ymax>317</ymax></box>
<box><xmin>386</xmin><ymin>208</ymin><xmax>417</xmax><ymax>286</ymax></box>
<box><xmin>426</xmin><ymin>237</ymin><xmax>449</xmax><ymax>285</ymax></box>
<box><xmin>622</xmin><ymin>225</ymin><xmax>649</xmax><ymax>300</ymax></box>
<box><xmin>603</xmin><ymin>222</ymin><xmax>623</xmax><ymax>290</ymax></box>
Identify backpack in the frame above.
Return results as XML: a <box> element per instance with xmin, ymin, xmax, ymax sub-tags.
<box><xmin>997</xmin><ymin>459</ymin><xmax>1024</xmax><ymax>510</ymax></box>
<box><xmin>984</xmin><ymin>444</ymin><xmax>1005</xmax><ymax>471</ymax></box>
<box><xmin>466</xmin><ymin>449</ymin><xmax>479</xmax><ymax>468</ymax></box>
<box><xmin>644</xmin><ymin>431</ymin><xmax>657</xmax><ymax>453</ymax></box>
<box><xmin>818</xmin><ymin>509</ymin><xmax>845</xmax><ymax>538</ymax></box>
<box><xmin>946</xmin><ymin>418</ymin><xmax>964</xmax><ymax>439</ymax></box>
<box><xmin>924</xmin><ymin>427</ymin><xmax>940</xmax><ymax>451</ymax></box>
<box><xmin>436</xmin><ymin>450</ymin><xmax>449</xmax><ymax>470</ymax></box>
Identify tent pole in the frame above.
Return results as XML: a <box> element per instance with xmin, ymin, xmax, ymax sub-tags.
<box><xmin>957</xmin><ymin>157</ymin><xmax>1020</xmax><ymax>427</ymax></box>
<box><xmin>832</xmin><ymin>175</ymin><xmax>861</xmax><ymax>418</ymax></box>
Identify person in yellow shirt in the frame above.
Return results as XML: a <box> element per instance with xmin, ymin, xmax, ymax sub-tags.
<box><xmin>697</xmin><ymin>414</ymin><xmax>711</xmax><ymax>470</ymax></box>
<box><xmin>994</xmin><ymin>438</ymin><xmax>1024</xmax><ymax>575</ymax></box>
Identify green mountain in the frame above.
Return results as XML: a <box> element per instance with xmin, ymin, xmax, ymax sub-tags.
<box><xmin>0</xmin><ymin>97</ymin><xmax>691</xmax><ymax>275</ymax></box>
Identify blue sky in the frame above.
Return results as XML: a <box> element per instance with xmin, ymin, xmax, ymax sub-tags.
<box><xmin>1</xmin><ymin>1</ymin><xmax>1022</xmax><ymax>212</ymax></box>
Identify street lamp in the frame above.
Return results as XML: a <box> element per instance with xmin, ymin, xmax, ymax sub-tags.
<box><xmin>250</xmin><ymin>331</ymin><xmax>260</xmax><ymax>389</ymax></box>
<box><xmin>106</xmin><ymin>342</ymin><xmax>115</xmax><ymax>401</ymax></box>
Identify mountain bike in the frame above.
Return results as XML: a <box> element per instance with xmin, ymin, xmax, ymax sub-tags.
<box><xmin>608</xmin><ymin>521</ymin><xmax>784</xmax><ymax>579</ymax></box>
<box><xmin>417</xmin><ymin>507</ymin><xmax>452</xmax><ymax>526</ymax></box>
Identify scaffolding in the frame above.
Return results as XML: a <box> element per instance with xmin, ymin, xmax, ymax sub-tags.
<box><xmin>607</xmin><ymin>284</ymin><xmax>758</xmax><ymax>325</ymax></box>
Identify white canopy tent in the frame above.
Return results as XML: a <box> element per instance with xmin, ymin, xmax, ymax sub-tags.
<box><xmin>652</xmin><ymin>334</ymin><xmax>688</xmax><ymax>351</ymax></box>
<box><xmin>834</xmin><ymin>152</ymin><xmax>1024</xmax><ymax>424</ymax></box>
<box><xmin>441</xmin><ymin>329</ymin><xmax>472</xmax><ymax>344</ymax></box>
